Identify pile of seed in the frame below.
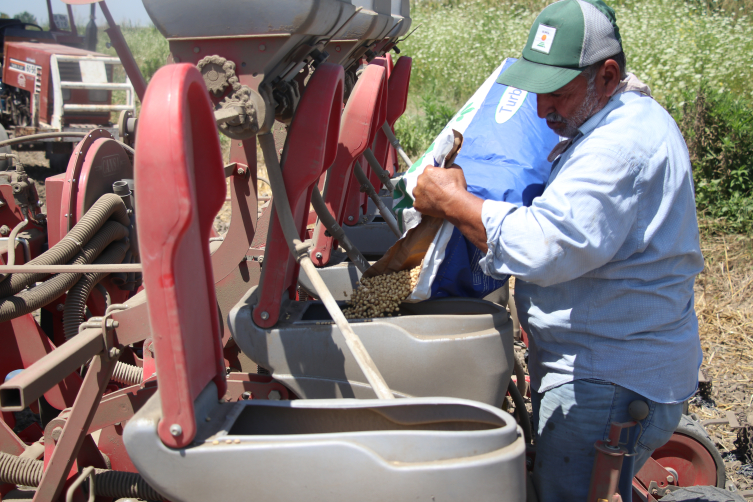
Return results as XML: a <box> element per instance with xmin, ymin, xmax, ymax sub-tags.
<box><xmin>342</xmin><ymin>266</ymin><xmax>421</xmax><ymax>319</ymax></box>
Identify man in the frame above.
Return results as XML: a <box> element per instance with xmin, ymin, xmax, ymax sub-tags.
<box><xmin>412</xmin><ymin>0</ymin><xmax>704</xmax><ymax>500</ymax></box>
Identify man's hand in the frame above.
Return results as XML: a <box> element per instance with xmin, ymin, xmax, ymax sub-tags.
<box><xmin>413</xmin><ymin>164</ymin><xmax>489</xmax><ymax>253</ymax></box>
<box><xmin>413</xmin><ymin>164</ymin><xmax>468</xmax><ymax>219</ymax></box>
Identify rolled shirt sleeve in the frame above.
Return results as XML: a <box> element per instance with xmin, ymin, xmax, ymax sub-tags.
<box><xmin>479</xmin><ymin>146</ymin><xmax>640</xmax><ymax>287</ymax></box>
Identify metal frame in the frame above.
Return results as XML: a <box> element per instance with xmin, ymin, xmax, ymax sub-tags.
<box><xmin>49</xmin><ymin>54</ymin><xmax>136</xmax><ymax>130</ymax></box>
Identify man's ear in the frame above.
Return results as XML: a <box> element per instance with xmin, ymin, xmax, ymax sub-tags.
<box><xmin>600</xmin><ymin>59</ymin><xmax>622</xmax><ymax>98</ymax></box>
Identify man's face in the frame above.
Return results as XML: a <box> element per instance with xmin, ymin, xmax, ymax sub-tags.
<box><xmin>536</xmin><ymin>73</ymin><xmax>599</xmax><ymax>138</ymax></box>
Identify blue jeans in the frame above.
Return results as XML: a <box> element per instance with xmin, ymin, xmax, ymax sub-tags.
<box><xmin>531</xmin><ymin>379</ymin><xmax>684</xmax><ymax>502</ymax></box>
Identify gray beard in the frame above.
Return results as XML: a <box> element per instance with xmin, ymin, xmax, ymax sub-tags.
<box><xmin>546</xmin><ymin>80</ymin><xmax>601</xmax><ymax>139</ymax></box>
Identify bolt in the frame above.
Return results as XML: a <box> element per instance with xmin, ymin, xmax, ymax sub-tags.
<box><xmin>260</xmin><ymin>311</ymin><xmax>269</xmax><ymax>320</ymax></box>
<box><xmin>268</xmin><ymin>390</ymin><xmax>281</xmax><ymax>400</ymax></box>
<box><xmin>108</xmin><ymin>347</ymin><xmax>121</xmax><ymax>358</ymax></box>
<box><xmin>237</xmin><ymin>167</ymin><xmax>244</xmax><ymax>176</ymax></box>
<box><xmin>51</xmin><ymin>427</ymin><xmax>63</xmax><ymax>441</ymax></box>
<box><xmin>193</xmin><ymin>46</ymin><xmax>200</xmax><ymax>53</ymax></box>
<box><xmin>242</xmin><ymin>391</ymin><xmax>252</xmax><ymax>400</ymax></box>
<box><xmin>348</xmin><ymin>216</ymin><xmax>354</xmax><ymax>222</ymax></box>
<box><xmin>315</xmin><ymin>252</ymin><xmax>323</xmax><ymax>259</ymax></box>
<box><xmin>169</xmin><ymin>424</ymin><xmax>182</xmax><ymax>436</ymax></box>
<box><xmin>205</xmin><ymin>416</ymin><xmax>211</xmax><ymax>422</ymax></box>
<box><xmin>56</xmin><ymin>303</ymin><xmax>64</xmax><ymax>311</ymax></box>
<box><xmin>335</xmin><ymin>45</ymin><xmax>341</xmax><ymax>52</ymax></box>
<box><xmin>0</xmin><ymin>225</ymin><xmax>9</xmax><ymax>236</ymax></box>
<box><xmin>258</xmin><ymin>44</ymin><xmax>266</xmax><ymax>51</ymax></box>
<box><xmin>667</xmin><ymin>475</ymin><xmax>674</xmax><ymax>483</ymax></box>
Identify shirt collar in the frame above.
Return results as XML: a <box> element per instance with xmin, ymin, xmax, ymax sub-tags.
<box><xmin>577</xmin><ymin>73</ymin><xmax>652</xmax><ymax>137</ymax></box>
<box><xmin>546</xmin><ymin>73</ymin><xmax>653</xmax><ymax>162</ymax></box>
<box><xmin>577</xmin><ymin>95</ymin><xmax>621</xmax><ymax>137</ymax></box>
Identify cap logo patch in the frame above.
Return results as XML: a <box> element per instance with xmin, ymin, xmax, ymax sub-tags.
<box><xmin>531</xmin><ymin>24</ymin><xmax>556</xmax><ymax>54</ymax></box>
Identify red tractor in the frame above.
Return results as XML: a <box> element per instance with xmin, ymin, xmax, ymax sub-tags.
<box><xmin>0</xmin><ymin>1</ymin><xmax>136</xmax><ymax>171</ymax></box>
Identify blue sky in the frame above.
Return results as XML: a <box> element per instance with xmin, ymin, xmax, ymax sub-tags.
<box><xmin>0</xmin><ymin>0</ymin><xmax>153</xmax><ymax>27</ymax></box>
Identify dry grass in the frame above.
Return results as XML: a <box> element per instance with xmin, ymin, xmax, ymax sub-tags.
<box><xmin>689</xmin><ymin>225</ymin><xmax>753</xmax><ymax>488</ymax></box>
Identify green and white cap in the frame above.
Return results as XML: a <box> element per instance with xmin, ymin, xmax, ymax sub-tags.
<box><xmin>497</xmin><ymin>0</ymin><xmax>622</xmax><ymax>94</ymax></box>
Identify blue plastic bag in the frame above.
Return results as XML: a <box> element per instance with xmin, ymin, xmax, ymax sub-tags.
<box><xmin>393</xmin><ymin>58</ymin><xmax>560</xmax><ymax>300</ymax></box>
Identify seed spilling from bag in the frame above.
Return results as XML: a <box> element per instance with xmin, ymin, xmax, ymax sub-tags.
<box><xmin>342</xmin><ymin>266</ymin><xmax>421</xmax><ymax>319</ymax></box>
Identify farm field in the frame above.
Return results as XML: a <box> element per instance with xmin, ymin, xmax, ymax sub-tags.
<box><xmin>13</xmin><ymin>0</ymin><xmax>753</xmax><ymax>492</ymax></box>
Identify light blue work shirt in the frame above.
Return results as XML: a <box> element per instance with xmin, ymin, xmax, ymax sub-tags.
<box><xmin>479</xmin><ymin>90</ymin><xmax>704</xmax><ymax>404</ymax></box>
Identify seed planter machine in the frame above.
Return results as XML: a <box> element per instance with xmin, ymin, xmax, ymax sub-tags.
<box><xmin>0</xmin><ymin>1</ymin><xmax>732</xmax><ymax>501</ymax></box>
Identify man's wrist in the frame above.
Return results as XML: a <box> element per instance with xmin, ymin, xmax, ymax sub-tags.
<box><xmin>446</xmin><ymin>189</ymin><xmax>482</xmax><ymax>220</ymax></box>
<box><xmin>443</xmin><ymin>189</ymin><xmax>488</xmax><ymax>253</ymax></box>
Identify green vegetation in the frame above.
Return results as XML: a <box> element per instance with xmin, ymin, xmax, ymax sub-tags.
<box><xmin>396</xmin><ymin>0</ymin><xmax>753</xmax><ymax>231</ymax></box>
<box><xmin>670</xmin><ymin>86</ymin><xmax>753</xmax><ymax>232</ymax></box>
<box><xmin>96</xmin><ymin>23</ymin><xmax>169</xmax><ymax>83</ymax></box>
<box><xmin>12</xmin><ymin>12</ymin><xmax>38</xmax><ymax>25</ymax></box>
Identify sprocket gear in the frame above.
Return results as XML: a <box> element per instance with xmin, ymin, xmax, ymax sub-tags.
<box><xmin>196</xmin><ymin>55</ymin><xmax>237</xmax><ymax>95</ymax></box>
<box><xmin>218</xmin><ymin>85</ymin><xmax>259</xmax><ymax>140</ymax></box>
<box><xmin>197</xmin><ymin>55</ymin><xmax>271</xmax><ymax>139</ymax></box>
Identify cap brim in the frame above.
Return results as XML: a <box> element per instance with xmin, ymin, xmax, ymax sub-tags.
<box><xmin>496</xmin><ymin>58</ymin><xmax>583</xmax><ymax>94</ymax></box>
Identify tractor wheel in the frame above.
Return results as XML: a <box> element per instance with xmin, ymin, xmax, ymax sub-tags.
<box><xmin>660</xmin><ymin>486</ymin><xmax>744</xmax><ymax>501</ymax></box>
<box><xmin>0</xmin><ymin>123</ymin><xmax>11</xmax><ymax>170</ymax></box>
<box><xmin>651</xmin><ymin>415</ymin><xmax>726</xmax><ymax>489</ymax></box>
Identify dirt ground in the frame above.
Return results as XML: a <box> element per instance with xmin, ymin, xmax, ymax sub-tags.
<box><xmin>688</xmin><ymin>230</ymin><xmax>753</xmax><ymax>491</ymax></box>
<box><xmin>13</xmin><ymin>147</ymin><xmax>753</xmax><ymax>492</ymax></box>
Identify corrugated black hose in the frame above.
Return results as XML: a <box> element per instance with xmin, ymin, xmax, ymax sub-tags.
<box><xmin>0</xmin><ymin>222</ymin><xmax>129</xmax><ymax>323</ymax></box>
<box><xmin>0</xmin><ymin>194</ymin><xmax>130</xmax><ymax>298</ymax></box>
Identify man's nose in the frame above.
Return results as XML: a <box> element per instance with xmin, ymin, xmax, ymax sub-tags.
<box><xmin>536</xmin><ymin>93</ymin><xmax>553</xmax><ymax>119</ymax></box>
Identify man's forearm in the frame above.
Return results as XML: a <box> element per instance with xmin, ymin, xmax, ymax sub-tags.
<box><xmin>443</xmin><ymin>191</ymin><xmax>488</xmax><ymax>253</ymax></box>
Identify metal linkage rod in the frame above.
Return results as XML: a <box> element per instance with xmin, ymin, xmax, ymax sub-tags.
<box><xmin>0</xmin><ymin>328</ymin><xmax>104</xmax><ymax>411</ymax></box>
<box><xmin>354</xmin><ymin>161</ymin><xmax>401</xmax><ymax>237</ymax></box>
<box><xmin>382</xmin><ymin>121</ymin><xmax>413</xmax><ymax>169</ymax></box>
<box><xmin>311</xmin><ymin>187</ymin><xmax>370</xmax><ymax>274</ymax></box>
<box><xmin>364</xmin><ymin>148</ymin><xmax>395</xmax><ymax>194</ymax></box>
<box><xmin>0</xmin><ymin>133</ymin><xmax>135</xmax><ymax>156</ymax></box>
<box><xmin>0</xmin><ymin>132</ymin><xmax>87</xmax><ymax>148</ymax></box>
<box><xmin>99</xmin><ymin>1</ymin><xmax>147</xmax><ymax>101</ymax></box>
<box><xmin>259</xmin><ymin>133</ymin><xmax>394</xmax><ymax>400</ymax></box>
